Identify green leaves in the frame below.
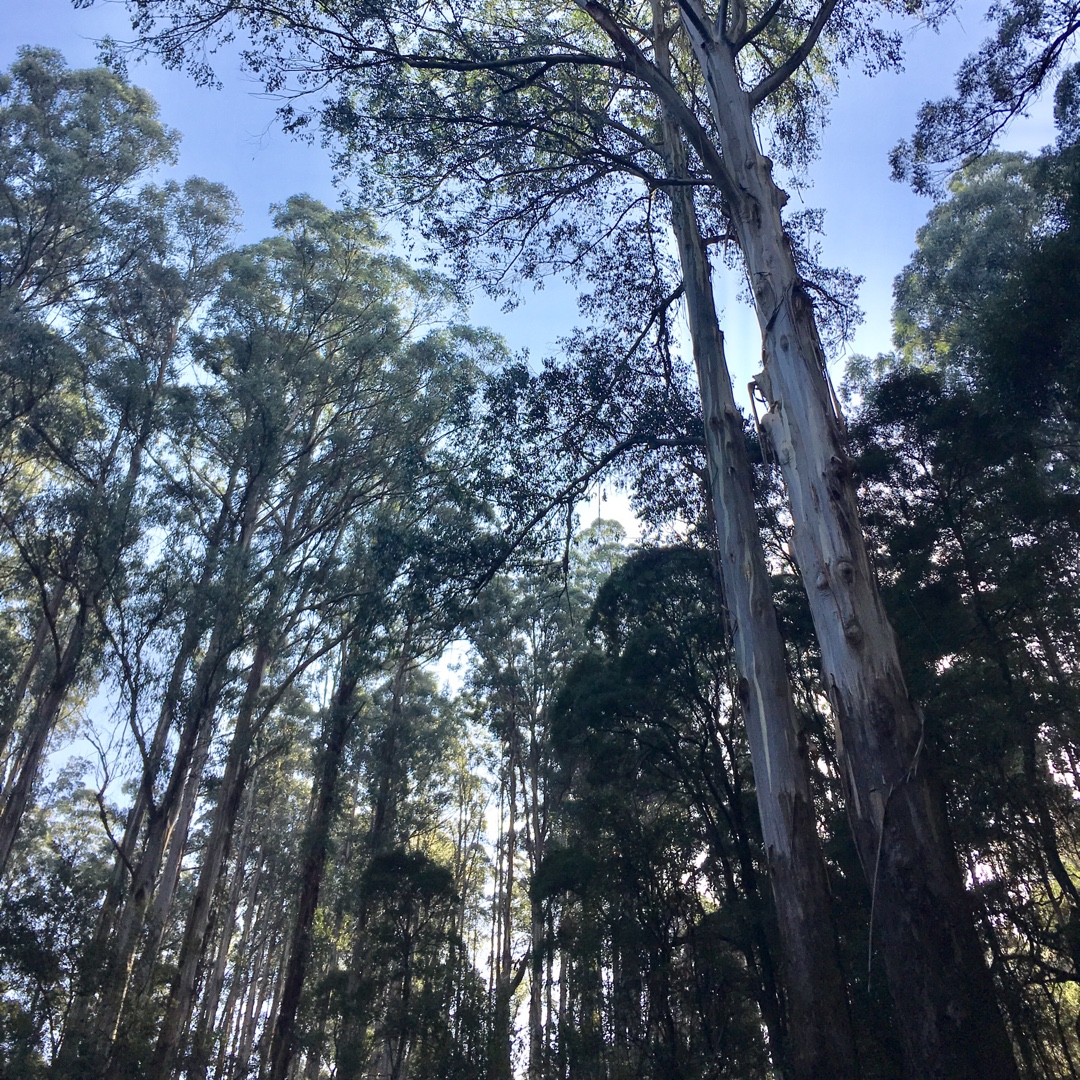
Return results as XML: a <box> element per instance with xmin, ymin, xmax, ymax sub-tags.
<box><xmin>0</xmin><ymin>47</ymin><xmax>175</xmax><ymax>309</ymax></box>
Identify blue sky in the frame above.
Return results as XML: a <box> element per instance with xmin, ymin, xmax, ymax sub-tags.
<box><xmin>1</xmin><ymin>0</ymin><xmax>1059</xmax><ymax>393</ymax></box>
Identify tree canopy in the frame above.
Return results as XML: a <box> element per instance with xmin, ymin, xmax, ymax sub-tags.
<box><xmin>0</xmin><ymin>25</ymin><xmax>1079</xmax><ymax>1080</ymax></box>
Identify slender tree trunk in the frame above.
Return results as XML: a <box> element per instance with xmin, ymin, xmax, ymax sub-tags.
<box><xmin>52</xmin><ymin>614</ymin><xmax>212</xmax><ymax>1077</ymax></box>
<box><xmin>649</xmin><ymin>14</ymin><xmax>858</xmax><ymax>1075</ymax></box>
<box><xmin>0</xmin><ymin>591</ymin><xmax>62</xmax><ymax>778</ymax></box>
<box><xmin>189</xmin><ymin>780</ymin><xmax>257</xmax><ymax>1080</ymax></box>
<box><xmin>129</xmin><ymin>684</ymin><xmax>219</xmax><ymax>986</ymax></box>
<box><xmin>268</xmin><ymin>660</ymin><xmax>363</xmax><ymax>1080</ymax></box>
<box><xmin>151</xmin><ymin>637</ymin><xmax>275</xmax><ymax>1076</ymax></box>
<box><xmin>337</xmin><ymin>644</ymin><xmax>414</xmax><ymax>1079</ymax></box>
<box><xmin>0</xmin><ymin>344</ymin><xmax>175</xmax><ymax>879</ymax></box>
<box><xmin>0</xmin><ymin>596</ymin><xmax>88</xmax><ymax>877</ymax></box>
<box><xmin>556</xmin><ymin>935</ymin><xmax>568</xmax><ymax>1080</ymax></box>
<box><xmin>528</xmin><ymin>894</ymin><xmax>544</xmax><ymax>1080</ymax></box>
<box><xmin>85</xmin><ymin>558</ymin><xmax>241</xmax><ymax>1066</ymax></box>
<box><xmin>257</xmin><ymin>909</ymin><xmax>290</xmax><ymax>1080</ymax></box>
<box><xmin>232</xmin><ymin>930</ymin><xmax>272</xmax><ymax>1080</ymax></box>
<box><xmin>214</xmin><ymin>854</ymin><xmax>265</xmax><ymax>1080</ymax></box>
<box><xmin>670</xmin><ymin>13</ymin><xmax>1019</xmax><ymax>1076</ymax></box>
<box><xmin>95</xmin><ymin>470</ymin><xmax>264</xmax><ymax>1067</ymax></box>
<box><xmin>55</xmin><ymin>551</ymin><xmax>244</xmax><ymax>1078</ymax></box>
<box><xmin>490</xmin><ymin>743</ymin><xmax>517</xmax><ymax>1080</ymax></box>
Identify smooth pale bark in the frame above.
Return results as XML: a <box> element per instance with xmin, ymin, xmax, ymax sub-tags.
<box><xmin>662</xmin><ymin>8</ymin><xmax>1018</xmax><ymax>1076</ymax></box>
<box><xmin>650</xmin><ymin>11</ymin><xmax>858</xmax><ymax>1076</ymax></box>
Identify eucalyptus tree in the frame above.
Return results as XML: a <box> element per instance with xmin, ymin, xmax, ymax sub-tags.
<box><xmin>49</xmin><ymin>191</ymin><xmax>509</xmax><ymax>1080</ymax></box>
<box><xmin>0</xmin><ymin>44</ymin><xmax>175</xmax><ymax>745</ymax></box>
<box><xmin>0</xmin><ymin>173</ymin><xmax>237</xmax><ymax>887</ymax></box>
<box><xmin>466</xmin><ymin>526</ymin><xmax>625</xmax><ymax>1080</ymax></box>
<box><xmin>549</xmin><ymin>545</ymin><xmax>797</xmax><ymax>1079</ymax></box>
<box><xmin>0</xmin><ymin>46</ymin><xmax>175</xmax><ymax>314</ymax></box>
<box><xmin>111</xmin><ymin>0</ymin><xmax>1023</xmax><ymax>1070</ymax></box>
<box><xmin>846</xmin><ymin>138</ymin><xmax>1080</xmax><ymax>1075</ymax></box>
<box><xmin>262</xmin><ymin>357</ymin><xmax>512</xmax><ymax>1080</ymax></box>
<box><xmin>0</xmin><ymin>50</ymin><xmax>210</xmax><ymax>880</ymax></box>
<box><xmin>139</xmin><ymin>198</ymin><xmax>512</xmax><ymax>1080</ymax></box>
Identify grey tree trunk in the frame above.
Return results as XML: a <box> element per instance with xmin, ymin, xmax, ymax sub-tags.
<box><xmin>267</xmin><ymin>657</ymin><xmax>363</xmax><ymax>1080</ymax></box>
<box><xmin>0</xmin><ymin>596</ymin><xmax>88</xmax><ymax>878</ymax></box>
<box><xmin>490</xmin><ymin>739</ymin><xmax>517</xmax><ymax>1080</ymax></box>
<box><xmin>151</xmin><ymin>636</ymin><xmax>274</xmax><ymax>1077</ymax></box>
<box><xmin>0</xmin><ymin>594</ymin><xmax>61</xmax><ymax>779</ymax></box>
<box><xmin>189</xmin><ymin>778</ymin><xmax>257</xmax><ymax>1080</ymax></box>
<box><xmin>650</xmin><ymin>12</ymin><xmax>858</xmax><ymax>1076</ymax></box>
<box><xmin>669</xmin><ymin>9</ymin><xmax>1019</xmax><ymax>1076</ymax></box>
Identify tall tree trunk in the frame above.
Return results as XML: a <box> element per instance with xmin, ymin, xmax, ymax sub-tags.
<box><xmin>528</xmin><ymin>894</ymin><xmax>544</xmax><ymax>1080</ymax></box>
<box><xmin>54</xmin><ymin>454</ymin><xmax>246</xmax><ymax>1075</ymax></box>
<box><xmin>93</xmin><ymin>680</ymin><xmax>219</xmax><ymax>1062</ymax></box>
<box><xmin>129</xmin><ymin>682</ymin><xmax>220</xmax><ymax>989</ymax></box>
<box><xmin>667</xmin><ymin>11</ymin><xmax>1018</xmax><ymax>1076</ymax></box>
<box><xmin>649</xmin><ymin>12</ymin><xmax>858</xmax><ymax>1075</ymax></box>
<box><xmin>0</xmin><ymin>342</ymin><xmax>176</xmax><ymax>878</ymax></box>
<box><xmin>151</xmin><ymin>637</ymin><xmax>275</xmax><ymax>1077</ymax></box>
<box><xmin>490</xmin><ymin>742</ymin><xmax>517</xmax><ymax>1080</ymax></box>
<box><xmin>214</xmin><ymin>853</ymin><xmax>265</xmax><ymax>1080</ymax></box>
<box><xmin>0</xmin><ymin>595</ymin><xmax>88</xmax><ymax>877</ymax></box>
<box><xmin>337</xmin><ymin>644</ymin><xmax>414</xmax><ymax>1080</ymax></box>
<box><xmin>232</xmin><ymin>928</ymin><xmax>273</xmax><ymax>1080</ymax></box>
<box><xmin>0</xmin><ymin>589</ymin><xmax>63</xmax><ymax>779</ymax></box>
<box><xmin>189</xmin><ymin>778</ymin><xmax>258</xmax><ymax>1080</ymax></box>
<box><xmin>94</xmin><ymin>468</ymin><xmax>264</xmax><ymax>1069</ymax></box>
<box><xmin>267</xmin><ymin>658</ymin><xmax>363</xmax><ymax>1080</ymax></box>
<box><xmin>55</xmin><ymin>551</ymin><xmax>245</xmax><ymax>1079</ymax></box>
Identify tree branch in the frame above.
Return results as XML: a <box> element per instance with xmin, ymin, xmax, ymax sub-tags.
<box><xmin>576</xmin><ymin>0</ymin><xmax>739</xmax><ymax>204</ymax></box>
<box><xmin>735</xmin><ymin>0</ymin><xmax>786</xmax><ymax>52</ymax></box>
<box><xmin>748</xmin><ymin>0</ymin><xmax>840</xmax><ymax>107</ymax></box>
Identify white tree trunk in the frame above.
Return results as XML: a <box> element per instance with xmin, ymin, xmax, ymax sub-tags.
<box><xmin>651</xmin><ymin>25</ymin><xmax>857</xmax><ymax>1066</ymax></box>
<box><xmin>674</xmin><ymin>11</ymin><xmax>1019</xmax><ymax>1076</ymax></box>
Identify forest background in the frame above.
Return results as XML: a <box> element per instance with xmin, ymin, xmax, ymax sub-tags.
<box><xmin>1</xmin><ymin>0</ymin><xmax>1080</xmax><ymax>1078</ymax></box>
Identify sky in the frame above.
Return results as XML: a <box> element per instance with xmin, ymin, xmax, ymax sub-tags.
<box><xmin>0</xmin><ymin>0</ymin><xmax>1059</xmax><ymax>396</ymax></box>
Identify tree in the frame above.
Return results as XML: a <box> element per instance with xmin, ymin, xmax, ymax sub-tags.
<box><xmin>846</xmin><ymin>133</ymin><xmax>1080</xmax><ymax>1075</ymax></box>
<box><xmin>0</xmin><ymin>49</ymin><xmax>198</xmax><ymax>881</ymax></box>
<box><xmin>115</xmin><ymin>0</ymin><xmax>1020</xmax><ymax>1071</ymax></box>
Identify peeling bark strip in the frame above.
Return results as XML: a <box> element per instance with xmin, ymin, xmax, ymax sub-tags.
<box><xmin>660</xmin><ymin>4</ymin><xmax>1020</xmax><ymax>1076</ymax></box>
<box><xmin>652</xmin><ymin>9</ymin><xmax>857</xmax><ymax>1075</ymax></box>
